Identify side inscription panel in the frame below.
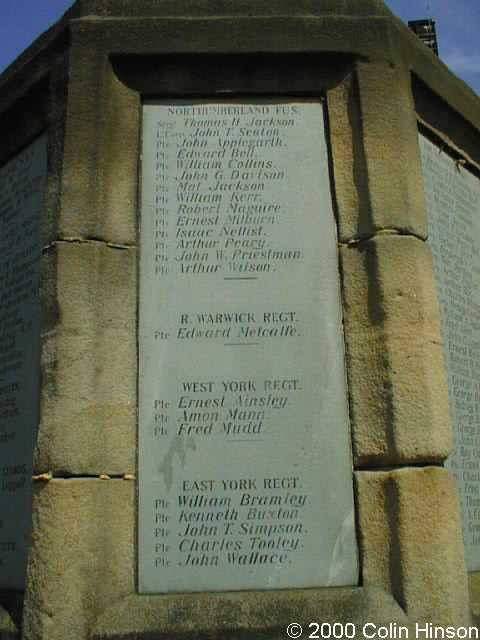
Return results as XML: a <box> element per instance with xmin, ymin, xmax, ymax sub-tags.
<box><xmin>420</xmin><ymin>133</ymin><xmax>480</xmax><ymax>571</ymax></box>
<box><xmin>0</xmin><ymin>136</ymin><xmax>45</xmax><ymax>588</ymax></box>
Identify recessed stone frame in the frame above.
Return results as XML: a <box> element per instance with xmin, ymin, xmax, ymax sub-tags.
<box><xmin>0</xmin><ymin>7</ymin><xmax>475</xmax><ymax>637</ymax></box>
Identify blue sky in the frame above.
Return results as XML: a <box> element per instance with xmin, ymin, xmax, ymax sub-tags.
<box><xmin>0</xmin><ymin>0</ymin><xmax>478</xmax><ymax>95</ymax></box>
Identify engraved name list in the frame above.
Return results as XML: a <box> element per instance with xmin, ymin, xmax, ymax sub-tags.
<box><xmin>421</xmin><ymin>135</ymin><xmax>480</xmax><ymax>571</ymax></box>
<box><xmin>138</xmin><ymin>100</ymin><xmax>358</xmax><ymax>593</ymax></box>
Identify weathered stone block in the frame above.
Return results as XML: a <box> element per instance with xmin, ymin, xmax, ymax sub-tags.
<box><xmin>341</xmin><ymin>235</ymin><xmax>451</xmax><ymax>465</ymax></box>
<box><xmin>60</xmin><ymin>47</ymin><xmax>139</xmax><ymax>244</ymax></box>
<box><xmin>328</xmin><ymin>62</ymin><xmax>427</xmax><ymax>241</ymax></box>
<box><xmin>40</xmin><ymin>57</ymin><xmax>69</xmax><ymax>248</ymax></box>
<box><xmin>23</xmin><ymin>480</ymin><xmax>134</xmax><ymax>640</ymax></box>
<box><xmin>356</xmin><ymin>467</ymin><xmax>470</xmax><ymax>626</ymax></box>
<box><xmin>91</xmin><ymin>588</ymin><xmax>409</xmax><ymax>640</ymax></box>
<box><xmin>35</xmin><ymin>242</ymin><xmax>137</xmax><ymax>476</ymax></box>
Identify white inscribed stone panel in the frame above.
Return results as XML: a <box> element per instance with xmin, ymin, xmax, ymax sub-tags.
<box><xmin>138</xmin><ymin>100</ymin><xmax>358</xmax><ymax>592</ymax></box>
<box><xmin>420</xmin><ymin>133</ymin><xmax>480</xmax><ymax>571</ymax></box>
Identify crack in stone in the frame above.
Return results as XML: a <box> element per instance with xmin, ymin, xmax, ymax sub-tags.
<box><xmin>355</xmin><ymin>463</ymin><xmax>444</xmax><ymax>472</ymax></box>
<box><xmin>42</xmin><ymin>237</ymin><xmax>135</xmax><ymax>254</ymax></box>
<box><xmin>32</xmin><ymin>473</ymin><xmax>136</xmax><ymax>482</ymax></box>
<box><xmin>338</xmin><ymin>229</ymin><xmax>426</xmax><ymax>247</ymax></box>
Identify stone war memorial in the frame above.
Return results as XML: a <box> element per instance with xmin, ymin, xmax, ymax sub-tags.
<box><xmin>0</xmin><ymin>0</ymin><xmax>479</xmax><ymax>639</ymax></box>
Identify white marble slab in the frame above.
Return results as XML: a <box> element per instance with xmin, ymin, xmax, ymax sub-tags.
<box><xmin>138</xmin><ymin>100</ymin><xmax>358</xmax><ymax>592</ymax></box>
